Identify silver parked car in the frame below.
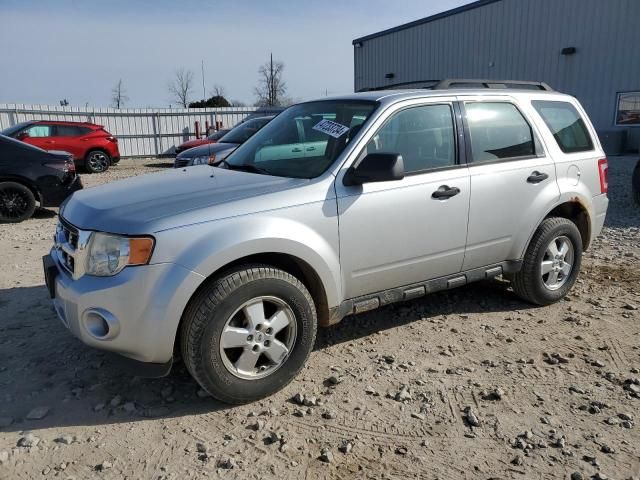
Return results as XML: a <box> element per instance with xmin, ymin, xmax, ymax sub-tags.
<box><xmin>44</xmin><ymin>80</ymin><xmax>609</xmax><ymax>404</ymax></box>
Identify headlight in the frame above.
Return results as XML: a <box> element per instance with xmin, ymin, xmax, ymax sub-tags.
<box><xmin>85</xmin><ymin>232</ymin><xmax>155</xmax><ymax>276</ymax></box>
<box><xmin>191</xmin><ymin>154</ymin><xmax>216</xmax><ymax>166</ymax></box>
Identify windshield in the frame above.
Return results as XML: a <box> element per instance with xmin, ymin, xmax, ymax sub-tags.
<box><xmin>207</xmin><ymin>129</ymin><xmax>230</xmax><ymax>141</ymax></box>
<box><xmin>1</xmin><ymin>121</ymin><xmax>31</xmax><ymax>137</ymax></box>
<box><xmin>219</xmin><ymin>118</ymin><xmax>271</xmax><ymax>144</ymax></box>
<box><xmin>225</xmin><ymin>100</ymin><xmax>379</xmax><ymax>179</ymax></box>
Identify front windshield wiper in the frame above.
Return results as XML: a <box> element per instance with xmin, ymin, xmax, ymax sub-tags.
<box><xmin>216</xmin><ymin>160</ymin><xmax>271</xmax><ymax>176</ymax></box>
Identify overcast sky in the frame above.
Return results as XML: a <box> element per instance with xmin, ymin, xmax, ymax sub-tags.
<box><xmin>0</xmin><ymin>0</ymin><xmax>471</xmax><ymax>108</ymax></box>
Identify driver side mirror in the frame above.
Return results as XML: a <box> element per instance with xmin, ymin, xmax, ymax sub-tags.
<box><xmin>343</xmin><ymin>153</ymin><xmax>405</xmax><ymax>186</ymax></box>
<box><xmin>16</xmin><ymin>131</ymin><xmax>29</xmax><ymax>140</ymax></box>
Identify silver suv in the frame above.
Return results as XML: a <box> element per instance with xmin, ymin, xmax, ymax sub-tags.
<box><xmin>44</xmin><ymin>81</ymin><xmax>609</xmax><ymax>404</ymax></box>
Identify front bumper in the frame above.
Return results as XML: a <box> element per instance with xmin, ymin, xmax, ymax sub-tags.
<box><xmin>44</xmin><ymin>251</ymin><xmax>205</xmax><ymax>369</ymax></box>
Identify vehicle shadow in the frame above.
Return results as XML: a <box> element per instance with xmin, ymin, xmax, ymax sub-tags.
<box><xmin>0</xmin><ymin>278</ymin><xmax>534</xmax><ymax>433</ymax></box>
<box><xmin>143</xmin><ymin>161</ymin><xmax>174</xmax><ymax>169</ymax></box>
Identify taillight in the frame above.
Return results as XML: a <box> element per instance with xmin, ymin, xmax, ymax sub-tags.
<box><xmin>45</xmin><ymin>158</ymin><xmax>75</xmax><ymax>175</ymax></box>
<box><xmin>106</xmin><ymin>136</ymin><xmax>118</xmax><ymax>143</ymax></box>
<box><xmin>598</xmin><ymin>158</ymin><xmax>608</xmax><ymax>194</ymax></box>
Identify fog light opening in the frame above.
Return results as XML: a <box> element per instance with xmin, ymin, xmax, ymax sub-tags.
<box><xmin>82</xmin><ymin>309</ymin><xmax>119</xmax><ymax>340</ymax></box>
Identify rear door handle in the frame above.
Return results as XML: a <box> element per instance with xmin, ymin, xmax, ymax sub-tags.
<box><xmin>527</xmin><ymin>171</ymin><xmax>549</xmax><ymax>183</ymax></box>
<box><xmin>432</xmin><ymin>185</ymin><xmax>460</xmax><ymax>199</ymax></box>
<box><xmin>306</xmin><ymin>146</ymin><xmax>315</xmax><ymax>151</ymax></box>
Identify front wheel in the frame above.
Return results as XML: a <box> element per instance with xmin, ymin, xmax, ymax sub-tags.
<box><xmin>180</xmin><ymin>266</ymin><xmax>317</xmax><ymax>404</ymax></box>
<box><xmin>511</xmin><ymin>217</ymin><xmax>583</xmax><ymax>305</ymax></box>
<box><xmin>84</xmin><ymin>150</ymin><xmax>110</xmax><ymax>173</ymax></box>
<box><xmin>0</xmin><ymin>182</ymin><xmax>36</xmax><ymax>223</ymax></box>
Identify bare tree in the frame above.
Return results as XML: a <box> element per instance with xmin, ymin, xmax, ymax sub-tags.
<box><xmin>254</xmin><ymin>53</ymin><xmax>287</xmax><ymax>107</ymax></box>
<box><xmin>111</xmin><ymin>79</ymin><xmax>129</xmax><ymax>109</ymax></box>
<box><xmin>168</xmin><ymin>68</ymin><xmax>194</xmax><ymax>108</ymax></box>
<box><xmin>210</xmin><ymin>84</ymin><xmax>226</xmax><ymax>98</ymax></box>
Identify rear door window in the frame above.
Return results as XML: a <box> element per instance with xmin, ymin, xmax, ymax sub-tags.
<box><xmin>464</xmin><ymin>102</ymin><xmax>538</xmax><ymax>162</ymax></box>
<box><xmin>54</xmin><ymin>125</ymin><xmax>90</xmax><ymax>137</ymax></box>
<box><xmin>532</xmin><ymin>100</ymin><xmax>594</xmax><ymax>153</ymax></box>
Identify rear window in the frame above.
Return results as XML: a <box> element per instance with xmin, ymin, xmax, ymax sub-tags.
<box><xmin>532</xmin><ymin>100</ymin><xmax>594</xmax><ymax>153</ymax></box>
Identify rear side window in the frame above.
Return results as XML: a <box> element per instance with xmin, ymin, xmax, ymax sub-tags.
<box><xmin>55</xmin><ymin>125</ymin><xmax>91</xmax><ymax>136</ymax></box>
<box><xmin>464</xmin><ymin>102</ymin><xmax>537</xmax><ymax>162</ymax></box>
<box><xmin>532</xmin><ymin>100</ymin><xmax>594</xmax><ymax>153</ymax></box>
<box><xmin>25</xmin><ymin>124</ymin><xmax>52</xmax><ymax>137</ymax></box>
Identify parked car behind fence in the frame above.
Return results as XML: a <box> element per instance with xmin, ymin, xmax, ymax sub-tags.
<box><xmin>1</xmin><ymin>120</ymin><xmax>120</xmax><ymax>174</ymax></box>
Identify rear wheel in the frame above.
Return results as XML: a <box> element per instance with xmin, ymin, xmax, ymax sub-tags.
<box><xmin>180</xmin><ymin>265</ymin><xmax>317</xmax><ymax>404</ymax></box>
<box><xmin>511</xmin><ymin>217</ymin><xmax>582</xmax><ymax>305</ymax></box>
<box><xmin>84</xmin><ymin>150</ymin><xmax>110</xmax><ymax>173</ymax></box>
<box><xmin>0</xmin><ymin>182</ymin><xmax>36</xmax><ymax>223</ymax></box>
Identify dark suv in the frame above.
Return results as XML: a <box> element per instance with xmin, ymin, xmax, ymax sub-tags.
<box><xmin>0</xmin><ymin>135</ymin><xmax>82</xmax><ymax>222</ymax></box>
<box><xmin>1</xmin><ymin>121</ymin><xmax>120</xmax><ymax>173</ymax></box>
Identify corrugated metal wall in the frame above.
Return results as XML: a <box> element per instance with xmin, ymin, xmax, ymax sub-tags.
<box><xmin>0</xmin><ymin>104</ymin><xmax>281</xmax><ymax>157</ymax></box>
<box><xmin>354</xmin><ymin>0</ymin><xmax>640</xmax><ymax>149</ymax></box>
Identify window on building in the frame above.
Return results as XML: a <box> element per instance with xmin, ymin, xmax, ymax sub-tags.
<box><xmin>365</xmin><ymin>104</ymin><xmax>456</xmax><ymax>173</ymax></box>
<box><xmin>615</xmin><ymin>92</ymin><xmax>640</xmax><ymax>126</ymax></box>
<box><xmin>533</xmin><ymin>100</ymin><xmax>594</xmax><ymax>153</ymax></box>
<box><xmin>465</xmin><ymin>102</ymin><xmax>537</xmax><ymax>162</ymax></box>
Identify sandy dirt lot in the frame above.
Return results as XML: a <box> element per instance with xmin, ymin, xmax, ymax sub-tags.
<box><xmin>0</xmin><ymin>157</ymin><xmax>639</xmax><ymax>480</ymax></box>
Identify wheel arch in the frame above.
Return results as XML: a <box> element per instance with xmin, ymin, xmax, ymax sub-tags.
<box><xmin>520</xmin><ymin>198</ymin><xmax>592</xmax><ymax>260</ymax></box>
<box><xmin>544</xmin><ymin>199</ymin><xmax>591</xmax><ymax>251</ymax></box>
<box><xmin>173</xmin><ymin>251</ymin><xmax>331</xmax><ymax>358</ymax></box>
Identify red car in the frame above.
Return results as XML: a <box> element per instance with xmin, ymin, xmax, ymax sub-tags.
<box><xmin>1</xmin><ymin>120</ymin><xmax>120</xmax><ymax>173</ymax></box>
<box><xmin>174</xmin><ymin>129</ymin><xmax>230</xmax><ymax>155</ymax></box>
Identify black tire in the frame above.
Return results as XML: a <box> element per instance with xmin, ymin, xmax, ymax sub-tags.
<box><xmin>633</xmin><ymin>159</ymin><xmax>640</xmax><ymax>206</ymax></box>
<box><xmin>180</xmin><ymin>265</ymin><xmax>317</xmax><ymax>404</ymax></box>
<box><xmin>511</xmin><ymin>217</ymin><xmax>583</xmax><ymax>305</ymax></box>
<box><xmin>84</xmin><ymin>150</ymin><xmax>110</xmax><ymax>173</ymax></box>
<box><xmin>0</xmin><ymin>181</ymin><xmax>37</xmax><ymax>223</ymax></box>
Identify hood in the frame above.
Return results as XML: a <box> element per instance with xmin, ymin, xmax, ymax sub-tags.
<box><xmin>177</xmin><ymin>141</ymin><xmax>238</xmax><ymax>159</ymax></box>
<box><xmin>61</xmin><ymin>166</ymin><xmax>308</xmax><ymax>234</ymax></box>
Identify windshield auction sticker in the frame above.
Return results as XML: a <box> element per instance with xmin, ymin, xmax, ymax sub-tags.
<box><xmin>312</xmin><ymin>119</ymin><xmax>350</xmax><ymax>138</ymax></box>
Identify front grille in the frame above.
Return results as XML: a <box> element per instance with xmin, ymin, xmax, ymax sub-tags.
<box><xmin>54</xmin><ymin>217</ymin><xmax>91</xmax><ymax>280</ymax></box>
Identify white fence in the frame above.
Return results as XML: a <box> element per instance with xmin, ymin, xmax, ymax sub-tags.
<box><xmin>0</xmin><ymin>104</ymin><xmax>282</xmax><ymax>158</ymax></box>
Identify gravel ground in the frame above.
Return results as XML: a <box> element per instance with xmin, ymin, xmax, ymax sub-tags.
<box><xmin>0</xmin><ymin>157</ymin><xmax>639</xmax><ymax>480</ymax></box>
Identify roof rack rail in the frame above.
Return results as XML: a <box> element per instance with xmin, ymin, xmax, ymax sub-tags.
<box><xmin>432</xmin><ymin>79</ymin><xmax>553</xmax><ymax>91</ymax></box>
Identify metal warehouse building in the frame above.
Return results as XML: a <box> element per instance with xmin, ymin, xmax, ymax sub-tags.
<box><xmin>352</xmin><ymin>0</ymin><xmax>640</xmax><ymax>152</ymax></box>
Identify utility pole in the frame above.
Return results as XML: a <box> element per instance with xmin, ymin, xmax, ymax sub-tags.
<box><xmin>201</xmin><ymin>59</ymin><xmax>206</xmax><ymax>101</ymax></box>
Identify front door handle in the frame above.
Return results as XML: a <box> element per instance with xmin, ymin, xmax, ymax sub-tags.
<box><xmin>432</xmin><ymin>185</ymin><xmax>460</xmax><ymax>199</ymax></box>
<box><xmin>291</xmin><ymin>148</ymin><xmax>302</xmax><ymax>153</ymax></box>
<box><xmin>527</xmin><ymin>171</ymin><xmax>549</xmax><ymax>184</ymax></box>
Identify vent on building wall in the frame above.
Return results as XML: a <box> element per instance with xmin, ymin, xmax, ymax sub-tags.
<box><xmin>385</xmin><ymin>73</ymin><xmax>395</xmax><ymax>79</ymax></box>
<box><xmin>561</xmin><ymin>47</ymin><xmax>577</xmax><ymax>55</ymax></box>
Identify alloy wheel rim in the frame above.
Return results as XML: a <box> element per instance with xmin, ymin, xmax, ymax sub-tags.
<box><xmin>219</xmin><ymin>296</ymin><xmax>297</xmax><ymax>380</ymax></box>
<box><xmin>0</xmin><ymin>188</ymin><xmax>29</xmax><ymax>219</ymax></box>
<box><xmin>89</xmin><ymin>152</ymin><xmax>108</xmax><ymax>172</ymax></box>
<box><xmin>541</xmin><ymin>235</ymin><xmax>574</xmax><ymax>290</ymax></box>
